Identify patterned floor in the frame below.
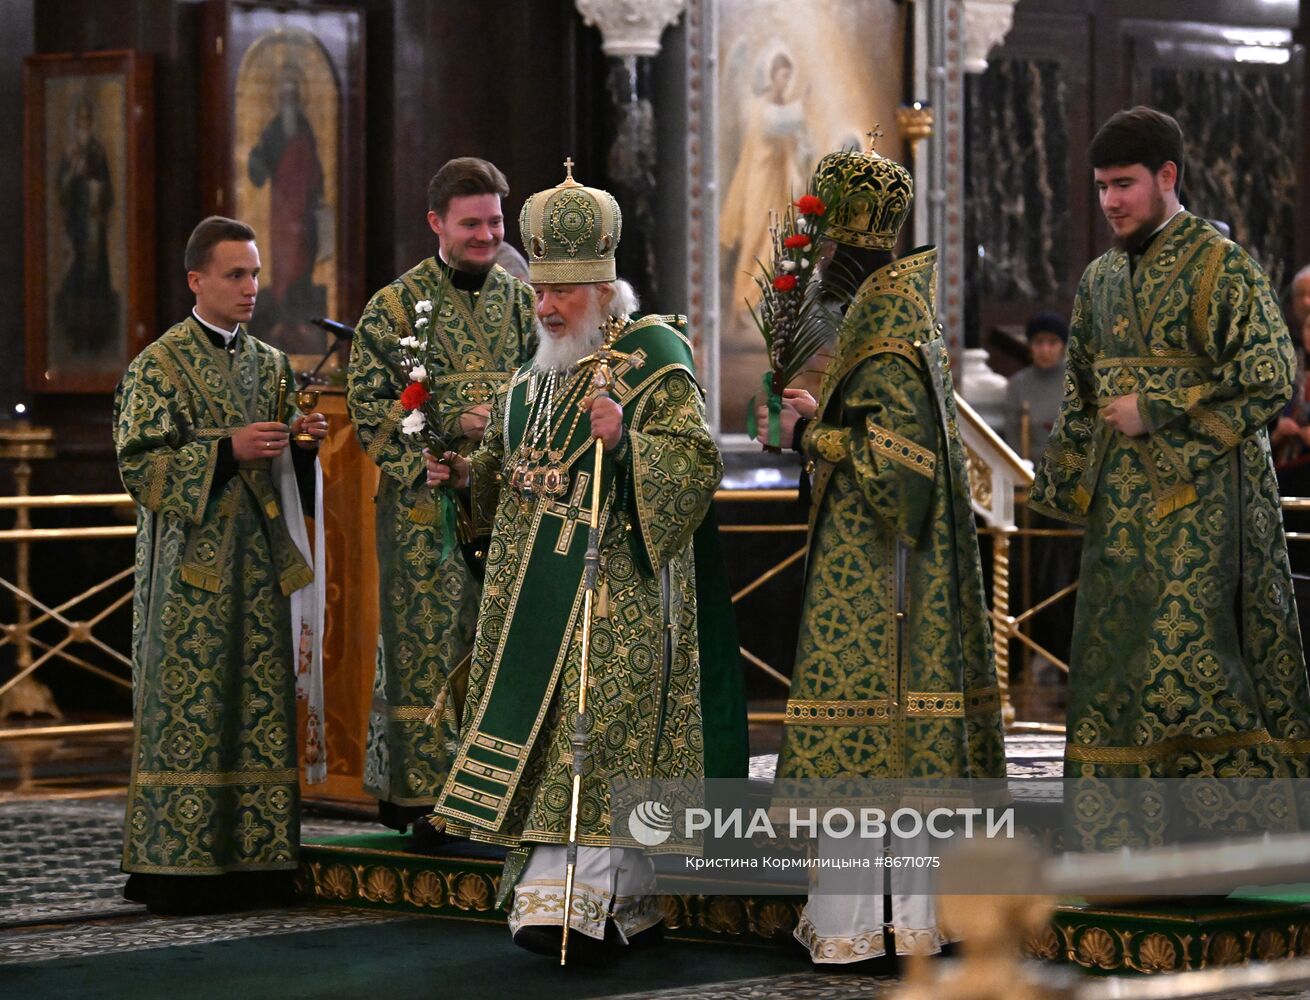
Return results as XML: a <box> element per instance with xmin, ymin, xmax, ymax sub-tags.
<box><xmin>0</xmin><ymin>906</ymin><xmax>399</xmax><ymax>966</ymax></box>
<box><xmin>0</xmin><ymin>796</ymin><xmax>366</xmax><ymax>929</ymax></box>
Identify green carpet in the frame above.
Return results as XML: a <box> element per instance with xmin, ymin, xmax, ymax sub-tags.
<box><xmin>0</xmin><ymin>916</ymin><xmax>812</xmax><ymax>1000</ymax></box>
<box><xmin>1232</xmin><ymin>884</ymin><xmax>1310</xmax><ymax>905</ymax></box>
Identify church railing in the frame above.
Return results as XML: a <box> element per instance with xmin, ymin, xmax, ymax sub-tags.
<box><xmin>713</xmin><ymin>486</ymin><xmax>804</xmax><ymax>721</ymax></box>
<box><xmin>6</xmin><ymin>488</ymin><xmax>1309</xmax><ymax>742</ymax></box>
<box><xmin>0</xmin><ymin>491</ymin><xmax>135</xmax><ymax>741</ymax></box>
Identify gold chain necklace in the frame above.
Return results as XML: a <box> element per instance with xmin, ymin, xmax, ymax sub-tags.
<box><xmin>509</xmin><ymin>366</ymin><xmax>592</xmax><ymax>501</ymax></box>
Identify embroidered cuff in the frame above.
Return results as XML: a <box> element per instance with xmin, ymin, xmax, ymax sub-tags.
<box><xmin>802</xmin><ymin>421</ymin><xmax>850</xmax><ymax>464</ymax></box>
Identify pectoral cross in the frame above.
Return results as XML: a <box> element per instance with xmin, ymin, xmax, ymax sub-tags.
<box><xmin>542</xmin><ymin>470</ymin><xmax>593</xmax><ymax>554</ymax></box>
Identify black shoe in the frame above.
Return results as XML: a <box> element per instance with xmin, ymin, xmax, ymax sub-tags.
<box><xmin>512</xmin><ymin>924</ymin><xmax>621</xmax><ymax>964</ymax></box>
<box><xmin>626</xmin><ymin>921</ymin><xmax>664</xmax><ymax>950</ymax></box>
<box><xmin>407</xmin><ymin>814</ymin><xmax>449</xmax><ymax>855</ymax></box>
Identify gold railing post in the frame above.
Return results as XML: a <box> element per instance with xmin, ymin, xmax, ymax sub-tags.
<box><xmin>0</xmin><ymin>422</ymin><xmax>58</xmax><ymax>719</ymax></box>
<box><xmin>992</xmin><ymin>527</ymin><xmax>1015</xmax><ymax>728</ymax></box>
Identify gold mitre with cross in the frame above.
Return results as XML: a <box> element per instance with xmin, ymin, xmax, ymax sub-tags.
<box><xmin>518</xmin><ymin>158</ymin><xmax>623</xmax><ymax>284</ymax></box>
<box><xmin>810</xmin><ymin>127</ymin><xmax>914</xmax><ymax>250</ymax></box>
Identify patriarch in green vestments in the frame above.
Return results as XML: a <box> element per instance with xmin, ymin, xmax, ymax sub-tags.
<box><xmin>1031</xmin><ymin>107</ymin><xmax>1310</xmax><ymax>849</ymax></box>
<box><xmin>348</xmin><ymin>158</ymin><xmax>536</xmax><ymax>838</ymax></box>
<box><xmin>427</xmin><ymin>164</ymin><xmax>745</xmax><ymax>959</ymax></box>
<box><xmin>114</xmin><ymin>216</ymin><xmax>328</xmax><ymax>914</ymax></box>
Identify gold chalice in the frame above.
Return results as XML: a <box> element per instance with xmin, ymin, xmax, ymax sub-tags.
<box><xmin>292</xmin><ymin>388</ymin><xmax>322</xmax><ymax>444</ymax></box>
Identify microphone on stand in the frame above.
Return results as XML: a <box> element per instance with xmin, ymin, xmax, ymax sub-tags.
<box><xmin>311</xmin><ymin>316</ymin><xmax>356</xmax><ymax>341</ymax></box>
<box><xmin>301</xmin><ymin>316</ymin><xmax>357</xmax><ymax>386</ymax></box>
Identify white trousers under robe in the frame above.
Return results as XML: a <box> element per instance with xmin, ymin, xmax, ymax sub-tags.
<box><xmin>508</xmin><ymin>845</ymin><xmax>662</xmax><ymax>943</ymax></box>
<box><xmin>795</xmin><ymin>828</ymin><xmax>953</xmax><ymax>963</ymax></box>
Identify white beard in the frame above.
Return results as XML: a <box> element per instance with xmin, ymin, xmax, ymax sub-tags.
<box><xmin>531</xmin><ymin>304</ymin><xmax>607</xmax><ymax>373</ymax></box>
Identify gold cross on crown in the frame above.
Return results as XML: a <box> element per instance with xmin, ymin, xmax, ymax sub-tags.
<box><xmin>563</xmin><ymin>156</ymin><xmax>577</xmax><ymax>185</ymax></box>
<box><xmin>866</xmin><ymin>126</ymin><xmax>884</xmax><ymax>154</ymax></box>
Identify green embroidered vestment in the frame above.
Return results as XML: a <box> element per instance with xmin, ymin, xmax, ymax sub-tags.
<box><xmin>434</xmin><ymin>316</ymin><xmax>724</xmax><ymax>850</ymax></box>
<box><xmin>775</xmin><ymin>250</ymin><xmax>1007</xmax><ymax>793</ymax></box>
<box><xmin>115</xmin><ymin>319</ymin><xmax>311</xmax><ymax>874</ymax></box>
<box><xmin>348</xmin><ymin>259</ymin><xmax>535</xmax><ymax>808</ymax></box>
<box><xmin>1030</xmin><ymin>212</ymin><xmax>1310</xmax><ymax>846</ymax></box>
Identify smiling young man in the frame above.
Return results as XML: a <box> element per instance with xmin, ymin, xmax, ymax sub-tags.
<box><xmin>113</xmin><ymin>216</ymin><xmax>327</xmax><ymax>914</ymax></box>
<box><xmin>1030</xmin><ymin>107</ymin><xmax>1310</xmax><ymax>846</ymax></box>
<box><xmin>347</xmin><ymin>158</ymin><xmax>535</xmax><ymax>843</ymax></box>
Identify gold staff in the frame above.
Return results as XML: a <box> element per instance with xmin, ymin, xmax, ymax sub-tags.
<box><xmin>560</xmin><ymin>317</ymin><xmax>624</xmax><ymax>966</ymax></box>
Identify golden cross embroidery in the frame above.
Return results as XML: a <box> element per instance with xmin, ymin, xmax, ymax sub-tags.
<box><xmin>1166</xmin><ymin>528</ymin><xmax>1203</xmax><ymax>578</ymax></box>
<box><xmin>1113</xmin><ymin>316</ymin><xmax>1130</xmax><ymax>339</ymax></box>
<box><xmin>1106</xmin><ymin>454</ymin><xmax>1145</xmax><ymax>504</ymax></box>
<box><xmin>542</xmin><ymin>470</ymin><xmax>593</xmax><ymax>554</ymax></box>
<box><xmin>1105</xmin><ymin>527</ymin><xmax>1138</xmax><ymax>562</ymax></box>
<box><xmin>1158</xmin><ymin>599</ymin><xmax>1199</xmax><ymax>651</ymax></box>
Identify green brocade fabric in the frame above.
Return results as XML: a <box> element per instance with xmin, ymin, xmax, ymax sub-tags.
<box><xmin>1030</xmin><ymin>213</ymin><xmax>1310</xmax><ymax>847</ymax></box>
<box><xmin>114</xmin><ymin>320</ymin><xmax>309</xmax><ymax>874</ymax></box>
<box><xmin>435</xmin><ymin>316</ymin><xmax>726</xmax><ymax>849</ymax></box>
<box><xmin>349</xmin><ymin>259</ymin><xmax>535</xmax><ymax>807</ymax></box>
<box><xmin>775</xmin><ymin>250</ymin><xmax>1007</xmax><ymax>799</ymax></box>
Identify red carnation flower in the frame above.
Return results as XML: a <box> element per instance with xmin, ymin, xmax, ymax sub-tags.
<box><xmin>794</xmin><ymin>194</ymin><xmax>826</xmax><ymax>215</ymax></box>
<box><xmin>772</xmin><ymin>274</ymin><xmax>799</xmax><ymax>292</ymax></box>
<box><xmin>783</xmin><ymin>233</ymin><xmax>811</xmax><ymax>250</ymax></box>
<box><xmin>401</xmin><ymin>382</ymin><xmax>431</xmax><ymax>411</ymax></box>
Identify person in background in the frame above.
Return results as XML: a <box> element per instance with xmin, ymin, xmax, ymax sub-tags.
<box><xmin>1272</xmin><ymin>264</ymin><xmax>1310</xmax><ymax>486</ymax></box>
<box><xmin>1004</xmin><ymin>311</ymin><xmax>1068</xmax><ymax>463</ymax></box>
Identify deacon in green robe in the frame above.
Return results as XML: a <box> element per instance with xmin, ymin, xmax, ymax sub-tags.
<box><xmin>761</xmin><ymin>143</ymin><xmax>1006</xmax><ymax>963</ymax></box>
<box><xmin>114</xmin><ymin>217</ymin><xmax>328</xmax><ymax>915</ymax></box>
<box><xmin>348</xmin><ymin>158</ymin><xmax>535</xmax><ymax>835</ymax></box>
<box><xmin>428</xmin><ymin>167</ymin><xmax>729</xmax><ymax>958</ymax></box>
<box><xmin>1030</xmin><ymin>108</ymin><xmax>1310</xmax><ymax>849</ymax></box>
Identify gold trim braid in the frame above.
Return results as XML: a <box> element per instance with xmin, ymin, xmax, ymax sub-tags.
<box><xmin>134</xmin><ymin>768</ymin><xmax>298</xmax><ymax>787</ymax></box>
<box><xmin>786</xmin><ymin>699</ymin><xmax>892</xmax><ymax>724</ymax></box>
<box><xmin>1067</xmin><ymin>730</ymin><xmax>1310</xmax><ymax>764</ymax></box>
<box><xmin>868</xmin><ymin>421</ymin><xmax>936</xmax><ymax>479</ymax></box>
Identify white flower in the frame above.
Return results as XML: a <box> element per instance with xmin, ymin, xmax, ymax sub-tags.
<box><xmin>409</xmin><ymin>364</ymin><xmax>428</xmax><ymax>382</ymax></box>
<box><xmin>415</xmin><ymin>316</ymin><xmax>429</xmax><ymax>328</ymax></box>
<box><xmin>401</xmin><ymin>410</ymin><xmax>427</xmax><ymax>435</ymax></box>
<box><xmin>415</xmin><ymin>299</ymin><xmax>433</xmax><ymax>314</ymax></box>
<box><xmin>399</xmin><ymin>335</ymin><xmax>420</xmax><ymax>349</ymax></box>
<box><xmin>800</xmin><ymin>259</ymin><xmax>811</xmax><ymax>268</ymax></box>
<box><xmin>779</xmin><ymin>260</ymin><xmax>798</xmax><ymax>273</ymax></box>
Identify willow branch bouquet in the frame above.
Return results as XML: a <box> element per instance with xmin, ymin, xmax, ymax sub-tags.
<box><xmin>745</xmin><ymin>186</ymin><xmax>848</xmax><ymax>450</ymax></box>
